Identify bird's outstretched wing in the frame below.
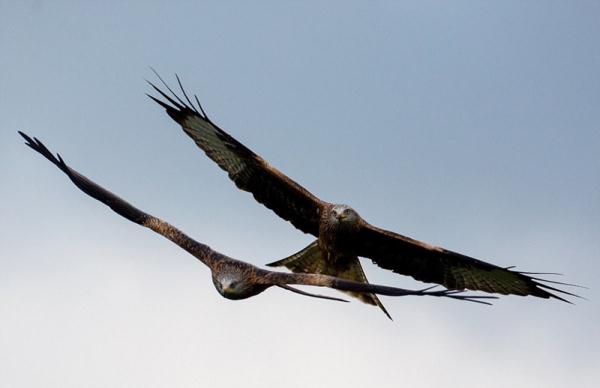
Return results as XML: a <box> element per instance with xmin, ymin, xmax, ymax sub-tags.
<box><xmin>263</xmin><ymin>271</ymin><xmax>498</xmax><ymax>305</ymax></box>
<box><xmin>18</xmin><ymin>131</ymin><xmax>220</xmax><ymax>268</ymax></box>
<box><xmin>147</xmin><ymin>75</ymin><xmax>325</xmax><ymax>236</ymax></box>
<box><xmin>355</xmin><ymin>222</ymin><xmax>580</xmax><ymax>302</ymax></box>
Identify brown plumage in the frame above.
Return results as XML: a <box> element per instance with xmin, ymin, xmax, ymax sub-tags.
<box><xmin>19</xmin><ymin>131</ymin><xmax>495</xmax><ymax>312</ymax></box>
<box><xmin>148</xmin><ymin>75</ymin><xmax>580</xmax><ymax>305</ymax></box>
<box><xmin>269</xmin><ymin>241</ymin><xmax>390</xmax><ymax>319</ymax></box>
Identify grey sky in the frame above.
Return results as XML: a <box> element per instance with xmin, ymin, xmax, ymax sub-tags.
<box><xmin>1</xmin><ymin>1</ymin><xmax>599</xmax><ymax>387</ymax></box>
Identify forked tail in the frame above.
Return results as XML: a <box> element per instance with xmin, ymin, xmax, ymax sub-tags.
<box><xmin>267</xmin><ymin>241</ymin><xmax>392</xmax><ymax>319</ymax></box>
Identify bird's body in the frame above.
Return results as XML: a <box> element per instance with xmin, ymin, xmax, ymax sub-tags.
<box><xmin>147</xmin><ymin>75</ymin><xmax>579</xmax><ymax>308</ymax></box>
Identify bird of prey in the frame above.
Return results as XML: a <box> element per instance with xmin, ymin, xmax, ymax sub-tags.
<box><xmin>19</xmin><ymin>132</ymin><xmax>495</xmax><ymax>311</ymax></box>
<box><xmin>147</xmin><ymin>75</ymin><xmax>579</xmax><ymax>306</ymax></box>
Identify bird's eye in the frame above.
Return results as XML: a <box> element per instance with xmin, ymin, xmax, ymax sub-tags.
<box><xmin>343</xmin><ymin>209</ymin><xmax>350</xmax><ymax>215</ymax></box>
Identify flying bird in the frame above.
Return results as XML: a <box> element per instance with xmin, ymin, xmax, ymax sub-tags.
<box><xmin>147</xmin><ymin>75</ymin><xmax>579</xmax><ymax>305</ymax></box>
<box><xmin>19</xmin><ymin>131</ymin><xmax>495</xmax><ymax>312</ymax></box>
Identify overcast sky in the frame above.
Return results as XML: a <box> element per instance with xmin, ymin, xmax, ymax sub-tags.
<box><xmin>1</xmin><ymin>1</ymin><xmax>599</xmax><ymax>387</ymax></box>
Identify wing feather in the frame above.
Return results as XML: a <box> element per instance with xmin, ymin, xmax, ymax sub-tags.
<box><xmin>148</xmin><ymin>80</ymin><xmax>325</xmax><ymax>236</ymax></box>
<box><xmin>355</xmin><ymin>223</ymin><xmax>579</xmax><ymax>302</ymax></box>
<box><xmin>19</xmin><ymin>131</ymin><xmax>220</xmax><ymax>268</ymax></box>
<box><xmin>262</xmin><ymin>272</ymin><xmax>497</xmax><ymax>304</ymax></box>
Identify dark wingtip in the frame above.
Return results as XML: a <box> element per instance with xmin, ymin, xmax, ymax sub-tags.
<box><xmin>175</xmin><ymin>73</ymin><xmax>202</xmax><ymax>116</ymax></box>
<box><xmin>19</xmin><ymin>131</ymin><xmax>39</xmax><ymax>153</ymax></box>
<box><xmin>147</xmin><ymin>70</ymin><xmax>212</xmax><ymax>118</ymax></box>
<box><xmin>18</xmin><ymin>130</ymin><xmax>34</xmax><ymax>145</ymax></box>
<box><xmin>527</xmin><ymin>276</ymin><xmax>587</xmax><ymax>289</ymax></box>
<box><xmin>430</xmin><ymin>289</ymin><xmax>498</xmax><ymax>305</ymax></box>
<box><xmin>534</xmin><ymin>282</ymin><xmax>582</xmax><ymax>304</ymax></box>
<box><xmin>448</xmin><ymin>293</ymin><xmax>497</xmax><ymax>306</ymax></box>
<box><xmin>517</xmin><ymin>271</ymin><xmax>586</xmax><ymax>303</ymax></box>
<box><xmin>147</xmin><ymin>81</ymin><xmax>185</xmax><ymax>110</ymax></box>
<box><xmin>415</xmin><ymin>285</ymin><xmax>497</xmax><ymax>305</ymax></box>
<box><xmin>277</xmin><ymin>284</ymin><xmax>349</xmax><ymax>303</ymax></box>
<box><xmin>498</xmin><ymin>266</ymin><xmax>584</xmax><ymax>304</ymax></box>
<box><xmin>19</xmin><ymin>132</ymin><xmax>71</xmax><ymax>176</ymax></box>
<box><xmin>146</xmin><ymin>93</ymin><xmax>175</xmax><ymax>111</ymax></box>
<box><xmin>150</xmin><ymin>69</ymin><xmax>189</xmax><ymax>107</ymax></box>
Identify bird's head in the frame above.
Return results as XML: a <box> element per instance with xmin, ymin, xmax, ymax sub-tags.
<box><xmin>330</xmin><ymin>204</ymin><xmax>360</xmax><ymax>226</ymax></box>
<box><xmin>211</xmin><ymin>265</ymin><xmax>267</xmax><ymax>300</ymax></box>
<box><xmin>212</xmin><ymin>273</ymin><xmax>247</xmax><ymax>300</ymax></box>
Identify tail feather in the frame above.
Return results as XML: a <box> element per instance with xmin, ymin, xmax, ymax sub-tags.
<box><xmin>267</xmin><ymin>241</ymin><xmax>326</xmax><ymax>273</ymax></box>
<box><xmin>267</xmin><ymin>241</ymin><xmax>391</xmax><ymax>319</ymax></box>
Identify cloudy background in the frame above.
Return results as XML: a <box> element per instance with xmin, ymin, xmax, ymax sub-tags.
<box><xmin>1</xmin><ymin>1</ymin><xmax>599</xmax><ymax>387</ymax></box>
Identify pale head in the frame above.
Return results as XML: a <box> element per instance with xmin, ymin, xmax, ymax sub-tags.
<box><xmin>330</xmin><ymin>204</ymin><xmax>360</xmax><ymax>225</ymax></box>
<box><xmin>211</xmin><ymin>265</ymin><xmax>267</xmax><ymax>300</ymax></box>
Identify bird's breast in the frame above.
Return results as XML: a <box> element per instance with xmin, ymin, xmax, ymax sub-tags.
<box><xmin>318</xmin><ymin>222</ymin><xmax>359</xmax><ymax>258</ymax></box>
